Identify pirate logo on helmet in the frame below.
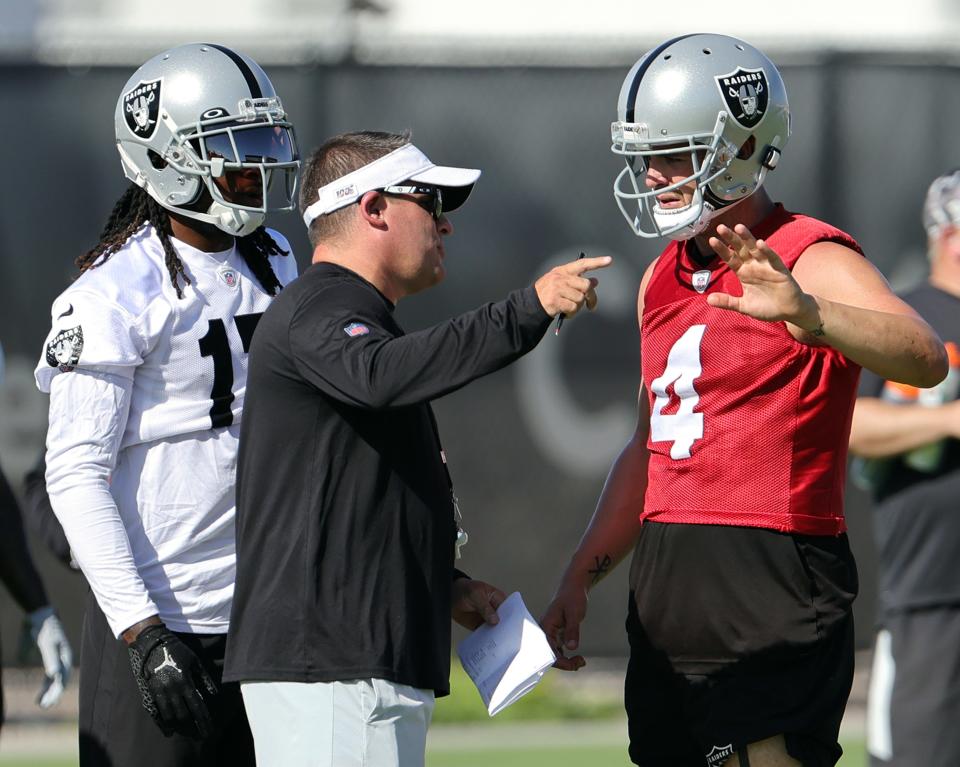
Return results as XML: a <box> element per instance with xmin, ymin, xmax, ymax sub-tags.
<box><xmin>122</xmin><ymin>78</ymin><xmax>162</xmax><ymax>139</ymax></box>
<box><xmin>715</xmin><ymin>67</ymin><xmax>769</xmax><ymax>130</ymax></box>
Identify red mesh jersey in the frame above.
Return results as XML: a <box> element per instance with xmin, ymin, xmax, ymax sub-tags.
<box><xmin>640</xmin><ymin>205</ymin><xmax>862</xmax><ymax>535</ymax></box>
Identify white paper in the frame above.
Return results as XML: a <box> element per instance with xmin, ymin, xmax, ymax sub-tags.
<box><xmin>456</xmin><ymin>591</ymin><xmax>556</xmax><ymax>716</ymax></box>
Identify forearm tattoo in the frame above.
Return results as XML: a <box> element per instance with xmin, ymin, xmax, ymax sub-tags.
<box><xmin>587</xmin><ymin>554</ymin><xmax>613</xmax><ymax>585</ymax></box>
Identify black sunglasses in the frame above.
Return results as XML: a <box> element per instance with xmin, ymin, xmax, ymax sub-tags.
<box><xmin>380</xmin><ymin>185</ymin><xmax>444</xmax><ymax>222</ymax></box>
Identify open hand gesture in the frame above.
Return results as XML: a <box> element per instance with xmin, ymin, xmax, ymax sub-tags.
<box><xmin>707</xmin><ymin>224</ymin><xmax>818</xmax><ymax>327</ymax></box>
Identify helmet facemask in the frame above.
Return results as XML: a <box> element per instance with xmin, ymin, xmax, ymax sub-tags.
<box><xmin>612</xmin><ymin>114</ymin><xmax>745</xmax><ymax>241</ymax></box>
<box><xmin>158</xmin><ymin>99</ymin><xmax>298</xmax><ymax>237</ymax></box>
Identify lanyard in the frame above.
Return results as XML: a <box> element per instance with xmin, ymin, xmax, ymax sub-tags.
<box><xmin>427</xmin><ymin>407</ymin><xmax>469</xmax><ymax>559</ymax></box>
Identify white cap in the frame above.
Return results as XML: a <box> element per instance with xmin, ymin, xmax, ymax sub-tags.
<box><xmin>302</xmin><ymin>143</ymin><xmax>481</xmax><ymax>228</ymax></box>
<box><xmin>924</xmin><ymin>168</ymin><xmax>960</xmax><ymax>238</ymax></box>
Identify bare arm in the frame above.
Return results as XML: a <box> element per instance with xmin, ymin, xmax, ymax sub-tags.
<box><xmin>707</xmin><ymin>227</ymin><xmax>948</xmax><ymax>387</ymax></box>
<box><xmin>540</xmin><ymin>400</ymin><xmax>649</xmax><ymax>670</ymax></box>
<box><xmin>557</xmin><ymin>401</ymin><xmax>650</xmax><ymax>591</ymax></box>
<box><xmin>849</xmin><ymin>396</ymin><xmax>960</xmax><ymax>457</ymax></box>
<box><xmin>540</xmin><ymin>260</ymin><xmax>655</xmax><ymax>670</ymax></box>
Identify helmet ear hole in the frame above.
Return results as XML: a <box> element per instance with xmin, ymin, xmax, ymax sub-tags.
<box><xmin>736</xmin><ymin>135</ymin><xmax>756</xmax><ymax>161</ymax></box>
<box><xmin>148</xmin><ymin>150</ymin><xmax>167</xmax><ymax>170</ymax></box>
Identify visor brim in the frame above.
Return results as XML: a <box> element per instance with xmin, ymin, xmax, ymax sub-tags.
<box><xmin>408</xmin><ymin>165</ymin><xmax>480</xmax><ymax>212</ymax></box>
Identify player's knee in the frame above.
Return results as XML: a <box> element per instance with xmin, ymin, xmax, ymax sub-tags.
<box><xmin>722</xmin><ymin>735</ymin><xmax>802</xmax><ymax>767</ymax></box>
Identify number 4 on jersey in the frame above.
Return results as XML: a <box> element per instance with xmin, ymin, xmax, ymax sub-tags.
<box><xmin>649</xmin><ymin>324</ymin><xmax>706</xmax><ymax>459</ymax></box>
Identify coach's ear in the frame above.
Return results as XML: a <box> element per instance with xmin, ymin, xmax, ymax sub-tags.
<box><xmin>357</xmin><ymin>190</ymin><xmax>388</xmax><ymax>230</ymax></box>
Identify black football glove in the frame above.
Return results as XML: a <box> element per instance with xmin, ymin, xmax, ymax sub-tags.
<box><xmin>127</xmin><ymin>624</ymin><xmax>217</xmax><ymax>739</ymax></box>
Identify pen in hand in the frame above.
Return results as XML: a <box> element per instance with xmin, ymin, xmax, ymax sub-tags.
<box><xmin>554</xmin><ymin>252</ymin><xmax>585</xmax><ymax>336</ymax></box>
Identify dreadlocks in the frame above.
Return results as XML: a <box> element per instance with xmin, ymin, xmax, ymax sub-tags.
<box><xmin>77</xmin><ymin>184</ymin><xmax>287</xmax><ymax>298</ymax></box>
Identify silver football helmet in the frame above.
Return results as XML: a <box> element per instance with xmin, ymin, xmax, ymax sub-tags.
<box><xmin>923</xmin><ymin>169</ymin><xmax>960</xmax><ymax>239</ymax></box>
<box><xmin>612</xmin><ymin>34</ymin><xmax>790</xmax><ymax>240</ymax></box>
<box><xmin>115</xmin><ymin>43</ymin><xmax>299</xmax><ymax>237</ymax></box>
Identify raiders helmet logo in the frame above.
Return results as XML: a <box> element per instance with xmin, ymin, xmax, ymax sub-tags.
<box><xmin>715</xmin><ymin>67</ymin><xmax>769</xmax><ymax>129</ymax></box>
<box><xmin>122</xmin><ymin>78</ymin><xmax>162</xmax><ymax>139</ymax></box>
<box><xmin>45</xmin><ymin>325</ymin><xmax>84</xmax><ymax>372</ymax></box>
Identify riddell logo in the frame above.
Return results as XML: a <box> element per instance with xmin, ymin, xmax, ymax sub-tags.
<box><xmin>705</xmin><ymin>744</ymin><xmax>734</xmax><ymax>766</ymax></box>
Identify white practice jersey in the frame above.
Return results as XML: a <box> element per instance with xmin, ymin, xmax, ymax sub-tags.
<box><xmin>36</xmin><ymin>224</ymin><xmax>298</xmax><ymax>637</ymax></box>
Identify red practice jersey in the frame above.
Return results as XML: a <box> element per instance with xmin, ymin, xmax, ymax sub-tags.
<box><xmin>640</xmin><ymin>205</ymin><xmax>862</xmax><ymax>535</ymax></box>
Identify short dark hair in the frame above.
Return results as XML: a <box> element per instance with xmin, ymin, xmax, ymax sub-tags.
<box><xmin>299</xmin><ymin>130</ymin><xmax>412</xmax><ymax>247</ymax></box>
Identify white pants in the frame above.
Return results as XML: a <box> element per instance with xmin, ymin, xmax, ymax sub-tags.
<box><xmin>866</xmin><ymin>628</ymin><xmax>894</xmax><ymax>760</ymax></box>
<box><xmin>241</xmin><ymin>678</ymin><xmax>435</xmax><ymax>767</ymax></box>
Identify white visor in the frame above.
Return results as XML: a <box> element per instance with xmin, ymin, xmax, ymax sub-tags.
<box><xmin>302</xmin><ymin>143</ymin><xmax>481</xmax><ymax>228</ymax></box>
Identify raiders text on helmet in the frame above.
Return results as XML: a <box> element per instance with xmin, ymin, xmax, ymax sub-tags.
<box><xmin>114</xmin><ymin>43</ymin><xmax>300</xmax><ymax>237</ymax></box>
<box><xmin>611</xmin><ymin>34</ymin><xmax>790</xmax><ymax>240</ymax></box>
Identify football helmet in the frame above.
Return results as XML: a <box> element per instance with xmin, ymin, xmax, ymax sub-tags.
<box><xmin>114</xmin><ymin>43</ymin><xmax>300</xmax><ymax>237</ymax></box>
<box><xmin>923</xmin><ymin>169</ymin><xmax>960</xmax><ymax>239</ymax></box>
<box><xmin>611</xmin><ymin>34</ymin><xmax>790</xmax><ymax>240</ymax></box>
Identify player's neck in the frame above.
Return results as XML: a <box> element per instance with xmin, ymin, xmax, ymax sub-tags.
<box><xmin>167</xmin><ymin>213</ymin><xmax>235</xmax><ymax>253</ymax></box>
<box><xmin>692</xmin><ymin>190</ymin><xmax>775</xmax><ymax>254</ymax></box>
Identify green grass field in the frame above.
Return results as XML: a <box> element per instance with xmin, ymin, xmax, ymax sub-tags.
<box><xmin>0</xmin><ymin>761</ymin><xmax>75</xmax><ymax>767</ymax></box>
<box><xmin>0</xmin><ymin>661</ymin><xmax>868</xmax><ymax>766</ymax></box>
<box><xmin>429</xmin><ymin>741</ymin><xmax>866</xmax><ymax>766</ymax></box>
<box><xmin>0</xmin><ymin>740</ymin><xmax>867</xmax><ymax>767</ymax></box>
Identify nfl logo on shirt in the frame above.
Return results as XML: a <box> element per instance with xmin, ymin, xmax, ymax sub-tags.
<box><xmin>217</xmin><ymin>265</ymin><xmax>239</xmax><ymax>288</ymax></box>
<box><xmin>343</xmin><ymin>322</ymin><xmax>370</xmax><ymax>337</ymax></box>
<box><xmin>692</xmin><ymin>269</ymin><xmax>711</xmax><ymax>294</ymax></box>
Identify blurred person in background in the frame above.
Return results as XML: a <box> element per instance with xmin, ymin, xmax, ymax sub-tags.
<box><xmin>223</xmin><ymin>130</ymin><xmax>610</xmax><ymax>767</ymax></box>
<box><xmin>542</xmin><ymin>33</ymin><xmax>947</xmax><ymax>767</ymax></box>
<box><xmin>0</xmin><ymin>342</ymin><xmax>72</xmax><ymax>734</ymax></box>
<box><xmin>849</xmin><ymin>169</ymin><xmax>960</xmax><ymax>767</ymax></box>
<box><xmin>22</xmin><ymin>452</ymin><xmax>75</xmax><ymax>571</ymax></box>
<box><xmin>34</xmin><ymin>43</ymin><xmax>300</xmax><ymax>766</ymax></box>
<box><xmin>0</xmin><ymin>465</ymin><xmax>72</xmax><ymax>729</ymax></box>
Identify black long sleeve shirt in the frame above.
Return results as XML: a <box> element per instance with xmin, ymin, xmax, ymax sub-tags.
<box><xmin>0</xmin><ymin>465</ymin><xmax>49</xmax><ymax>614</ymax></box>
<box><xmin>223</xmin><ymin>262</ymin><xmax>551</xmax><ymax>694</ymax></box>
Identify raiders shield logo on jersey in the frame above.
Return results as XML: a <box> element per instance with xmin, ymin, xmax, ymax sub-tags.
<box><xmin>705</xmin><ymin>744</ymin><xmax>735</xmax><ymax>766</ymax></box>
<box><xmin>715</xmin><ymin>67</ymin><xmax>769</xmax><ymax>129</ymax></box>
<box><xmin>45</xmin><ymin>325</ymin><xmax>84</xmax><ymax>372</ymax></box>
<box><xmin>122</xmin><ymin>78</ymin><xmax>162</xmax><ymax>139</ymax></box>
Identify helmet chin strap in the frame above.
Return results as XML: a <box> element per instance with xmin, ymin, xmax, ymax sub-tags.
<box><xmin>144</xmin><ymin>178</ymin><xmax>266</xmax><ymax>238</ymax></box>
<box><xmin>653</xmin><ymin>188</ymin><xmax>753</xmax><ymax>242</ymax></box>
<box><xmin>652</xmin><ymin>189</ymin><xmax>719</xmax><ymax>241</ymax></box>
<box><xmin>173</xmin><ymin>200</ymin><xmax>265</xmax><ymax>238</ymax></box>
<box><xmin>207</xmin><ymin>201</ymin><xmax>265</xmax><ymax>237</ymax></box>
